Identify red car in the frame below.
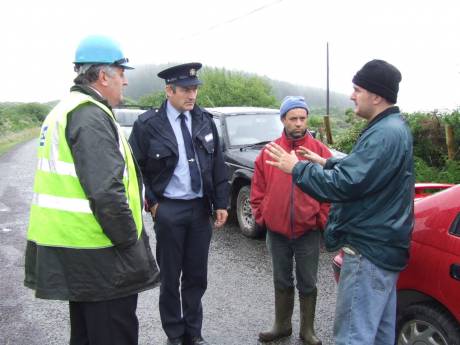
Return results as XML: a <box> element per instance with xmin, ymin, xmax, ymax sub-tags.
<box><xmin>414</xmin><ymin>182</ymin><xmax>455</xmax><ymax>201</ymax></box>
<box><xmin>332</xmin><ymin>183</ymin><xmax>460</xmax><ymax>345</ymax></box>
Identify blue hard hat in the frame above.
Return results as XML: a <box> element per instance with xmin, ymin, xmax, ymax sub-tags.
<box><xmin>74</xmin><ymin>35</ymin><xmax>133</xmax><ymax>69</ymax></box>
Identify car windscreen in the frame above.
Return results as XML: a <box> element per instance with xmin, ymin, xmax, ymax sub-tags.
<box><xmin>225</xmin><ymin>113</ymin><xmax>283</xmax><ymax>146</ymax></box>
<box><xmin>113</xmin><ymin>108</ymin><xmax>144</xmax><ymax>138</ymax></box>
<box><xmin>113</xmin><ymin>109</ymin><xmax>144</xmax><ymax>126</ymax></box>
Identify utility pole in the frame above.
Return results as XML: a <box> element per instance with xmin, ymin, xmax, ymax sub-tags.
<box><xmin>446</xmin><ymin>124</ymin><xmax>456</xmax><ymax>160</ymax></box>
<box><xmin>326</xmin><ymin>42</ymin><xmax>330</xmax><ymax>116</ymax></box>
<box><xmin>324</xmin><ymin>42</ymin><xmax>333</xmax><ymax>144</ymax></box>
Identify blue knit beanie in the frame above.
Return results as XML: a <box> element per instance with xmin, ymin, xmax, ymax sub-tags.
<box><xmin>279</xmin><ymin>96</ymin><xmax>309</xmax><ymax>118</ymax></box>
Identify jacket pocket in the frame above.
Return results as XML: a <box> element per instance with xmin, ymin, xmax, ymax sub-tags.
<box><xmin>113</xmin><ymin>238</ymin><xmax>158</xmax><ymax>288</ymax></box>
<box><xmin>146</xmin><ymin>141</ymin><xmax>174</xmax><ymax>174</ymax></box>
<box><xmin>147</xmin><ymin>141</ymin><xmax>174</xmax><ymax>160</ymax></box>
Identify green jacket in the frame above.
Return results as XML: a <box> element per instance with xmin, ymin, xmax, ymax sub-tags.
<box><xmin>24</xmin><ymin>85</ymin><xmax>159</xmax><ymax>301</ymax></box>
<box><xmin>292</xmin><ymin>107</ymin><xmax>414</xmax><ymax>271</ymax></box>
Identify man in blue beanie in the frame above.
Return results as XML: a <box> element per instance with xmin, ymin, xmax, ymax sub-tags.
<box><xmin>251</xmin><ymin>96</ymin><xmax>332</xmax><ymax>344</ymax></box>
<box><xmin>263</xmin><ymin>60</ymin><xmax>414</xmax><ymax>345</ymax></box>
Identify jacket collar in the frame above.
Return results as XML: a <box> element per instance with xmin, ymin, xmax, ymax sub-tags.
<box><xmin>70</xmin><ymin>85</ymin><xmax>112</xmax><ymax>110</ymax></box>
<box><xmin>280</xmin><ymin>129</ymin><xmax>310</xmax><ymax>148</ymax></box>
<box><xmin>359</xmin><ymin>106</ymin><xmax>400</xmax><ymax>138</ymax></box>
<box><xmin>153</xmin><ymin>101</ymin><xmax>209</xmax><ymax>149</ymax></box>
<box><xmin>160</xmin><ymin>100</ymin><xmax>208</xmax><ymax>136</ymax></box>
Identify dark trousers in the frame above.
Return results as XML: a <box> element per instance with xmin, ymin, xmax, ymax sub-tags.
<box><xmin>154</xmin><ymin>197</ymin><xmax>212</xmax><ymax>339</ymax></box>
<box><xmin>69</xmin><ymin>294</ymin><xmax>139</xmax><ymax>345</ymax></box>
<box><xmin>266</xmin><ymin>230</ymin><xmax>320</xmax><ymax>295</ymax></box>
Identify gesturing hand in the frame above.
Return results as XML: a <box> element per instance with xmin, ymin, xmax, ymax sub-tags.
<box><xmin>265</xmin><ymin>142</ymin><xmax>299</xmax><ymax>174</ymax></box>
<box><xmin>297</xmin><ymin>146</ymin><xmax>327</xmax><ymax>167</ymax></box>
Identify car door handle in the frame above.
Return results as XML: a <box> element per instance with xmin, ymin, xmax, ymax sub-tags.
<box><xmin>450</xmin><ymin>264</ymin><xmax>460</xmax><ymax>281</ymax></box>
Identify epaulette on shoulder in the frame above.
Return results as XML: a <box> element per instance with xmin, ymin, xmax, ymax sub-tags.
<box><xmin>201</xmin><ymin>109</ymin><xmax>213</xmax><ymax>119</ymax></box>
<box><xmin>139</xmin><ymin>108</ymin><xmax>160</xmax><ymax>123</ymax></box>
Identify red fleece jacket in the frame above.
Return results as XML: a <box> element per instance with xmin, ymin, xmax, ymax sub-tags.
<box><xmin>250</xmin><ymin>131</ymin><xmax>332</xmax><ymax>239</ymax></box>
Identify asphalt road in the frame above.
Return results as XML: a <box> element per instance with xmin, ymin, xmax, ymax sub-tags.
<box><xmin>0</xmin><ymin>139</ymin><xmax>338</xmax><ymax>345</ymax></box>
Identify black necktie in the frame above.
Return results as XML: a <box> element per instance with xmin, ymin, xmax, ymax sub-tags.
<box><xmin>179</xmin><ymin>113</ymin><xmax>201</xmax><ymax>193</ymax></box>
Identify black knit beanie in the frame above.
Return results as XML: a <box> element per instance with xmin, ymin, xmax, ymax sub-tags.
<box><xmin>352</xmin><ymin>59</ymin><xmax>402</xmax><ymax>104</ymax></box>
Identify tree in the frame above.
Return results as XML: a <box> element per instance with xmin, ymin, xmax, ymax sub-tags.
<box><xmin>138</xmin><ymin>91</ymin><xmax>166</xmax><ymax>107</ymax></box>
<box><xmin>197</xmin><ymin>68</ymin><xmax>278</xmax><ymax>107</ymax></box>
<box><xmin>135</xmin><ymin>67</ymin><xmax>279</xmax><ymax>108</ymax></box>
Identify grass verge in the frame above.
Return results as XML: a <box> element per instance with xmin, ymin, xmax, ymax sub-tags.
<box><xmin>0</xmin><ymin>127</ymin><xmax>40</xmax><ymax>156</ymax></box>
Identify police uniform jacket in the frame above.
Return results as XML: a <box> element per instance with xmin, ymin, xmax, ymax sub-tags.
<box><xmin>129</xmin><ymin>100</ymin><xmax>228</xmax><ymax>210</ymax></box>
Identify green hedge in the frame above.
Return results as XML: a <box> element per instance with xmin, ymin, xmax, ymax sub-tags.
<box><xmin>330</xmin><ymin>109</ymin><xmax>460</xmax><ymax>183</ymax></box>
<box><xmin>0</xmin><ymin>103</ymin><xmax>50</xmax><ymax>134</ymax></box>
<box><xmin>0</xmin><ymin>102</ymin><xmax>51</xmax><ymax>155</ymax></box>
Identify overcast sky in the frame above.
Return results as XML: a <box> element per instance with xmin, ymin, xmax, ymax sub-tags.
<box><xmin>2</xmin><ymin>0</ymin><xmax>459</xmax><ymax>112</ymax></box>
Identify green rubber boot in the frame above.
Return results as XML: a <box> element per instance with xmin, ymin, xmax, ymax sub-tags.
<box><xmin>258</xmin><ymin>287</ymin><xmax>295</xmax><ymax>342</ymax></box>
<box><xmin>299</xmin><ymin>288</ymin><xmax>322</xmax><ymax>345</ymax></box>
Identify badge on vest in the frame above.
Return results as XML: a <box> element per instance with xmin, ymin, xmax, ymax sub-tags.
<box><xmin>39</xmin><ymin>126</ymin><xmax>48</xmax><ymax>146</ymax></box>
<box><xmin>204</xmin><ymin>133</ymin><xmax>213</xmax><ymax>142</ymax></box>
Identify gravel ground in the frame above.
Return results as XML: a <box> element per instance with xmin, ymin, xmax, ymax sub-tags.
<box><xmin>0</xmin><ymin>140</ymin><xmax>338</xmax><ymax>345</ymax></box>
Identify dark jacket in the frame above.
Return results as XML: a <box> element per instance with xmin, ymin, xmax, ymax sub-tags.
<box><xmin>24</xmin><ymin>85</ymin><xmax>160</xmax><ymax>301</ymax></box>
<box><xmin>292</xmin><ymin>107</ymin><xmax>414</xmax><ymax>271</ymax></box>
<box><xmin>128</xmin><ymin>100</ymin><xmax>229</xmax><ymax>211</ymax></box>
<box><xmin>251</xmin><ymin>131</ymin><xmax>332</xmax><ymax>239</ymax></box>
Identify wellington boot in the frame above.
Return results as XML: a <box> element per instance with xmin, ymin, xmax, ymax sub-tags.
<box><xmin>299</xmin><ymin>288</ymin><xmax>322</xmax><ymax>345</ymax></box>
<box><xmin>258</xmin><ymin>287</ymin><xmax>294</xmax><ymax>342</ymax></box>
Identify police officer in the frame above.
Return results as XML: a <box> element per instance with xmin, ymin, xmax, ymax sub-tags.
<box><xmin>129</xmin><ymin>63</ymin><xmax>229</xmax><ymax>345</ymax></box>
<box><xmin>24</xmin><ymin>35</ymin><xmax>159</xmax><ymax>345</ymax></box>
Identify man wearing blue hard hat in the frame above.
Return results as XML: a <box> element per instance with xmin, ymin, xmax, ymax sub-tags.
<box><xmin>129</xmin><ymin>63</ymin><xmax>229</xmax><ymax>345</ymax></box>
<box><xmin>24</xmin><ymin>35</ymin><xmax>159</xmax><ymax>345</ymax></box>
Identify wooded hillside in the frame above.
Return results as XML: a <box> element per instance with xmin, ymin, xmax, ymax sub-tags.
<box><xmin>124</xmin><ymin>64</ymin><xmax>353</xmax><ymax>110</ymax></box>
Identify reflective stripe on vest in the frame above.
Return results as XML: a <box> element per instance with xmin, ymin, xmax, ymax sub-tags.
<box><xmin>27</xmin><ymin>91</ymin><xmax>143</xmax><ymax>248</ymax></box>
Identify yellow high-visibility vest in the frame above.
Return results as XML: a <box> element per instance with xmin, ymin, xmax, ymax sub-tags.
<box><xmin>27</xmin><ymin>91</ymin><xmax>143</xmax><ymax>248</ymax></box>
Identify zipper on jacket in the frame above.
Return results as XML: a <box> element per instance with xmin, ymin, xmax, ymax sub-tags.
<box><xmin>289</xmin><ymin>140</ymin><xmax>295</xmax><ymax>240</ymax></box>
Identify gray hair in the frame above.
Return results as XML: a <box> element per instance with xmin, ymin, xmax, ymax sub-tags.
<box><xmin>73</xmin><ymin>64</ymin><xmax>117</xmax><ymax>85</ymax></box>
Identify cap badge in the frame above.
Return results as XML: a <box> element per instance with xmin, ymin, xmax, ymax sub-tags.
<box><xmin>189</xmin><ymin>68</ymin><xmax>196</xmax><ymax>76</ymax></box>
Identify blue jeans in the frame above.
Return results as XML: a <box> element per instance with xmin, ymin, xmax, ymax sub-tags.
<box><xmin>266</xmin><ymin>230</ymin><xmax>320</xmax><ymax>295</ymax></box>
<box><xmin>334</xmin><ymin>252</ymin><xmax>399</xmax><ymax>345</ymax></box>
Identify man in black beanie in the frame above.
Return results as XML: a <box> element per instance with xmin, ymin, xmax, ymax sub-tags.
<box><xmin>262</xmin><ymin>59</ymin><xmax>414</xmax><ymax>345</ymax></box>
<box><xmin>352</xmin><ymin>59</ymin><xmax>401</xmax><ymax>104</ymax></box>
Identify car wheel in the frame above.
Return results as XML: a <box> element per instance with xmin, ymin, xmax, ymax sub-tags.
<box><xmin>396</xmin><ymin>303</ymin><xmax>460</xmax><ymax>345</ymax></box>
<box><xmin>236</xmin><ymin>185</ymin><xmax>262</xmax><ymax>238</ymax></box>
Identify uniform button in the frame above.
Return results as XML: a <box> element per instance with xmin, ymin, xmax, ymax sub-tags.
<box><xmin>156</xmin><ymin>154</ymin><xmax>160</xmax><ymax>158</ymax></box>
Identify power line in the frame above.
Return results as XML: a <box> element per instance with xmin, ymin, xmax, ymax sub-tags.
<box><xmin>180</xmin><ymin>0</ymin><xmax>285</xmax><ymax>40</ymax></box>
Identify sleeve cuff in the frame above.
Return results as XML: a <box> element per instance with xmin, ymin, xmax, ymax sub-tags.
<box><xmin>324</xmin><ymin>157</ymin><xmax>340</xmax><ymax>169</ymax></box>
<box><xmin>292</xmin><ymin>160</ymin><xmax>310</xmax><ymax>179</ymax></box>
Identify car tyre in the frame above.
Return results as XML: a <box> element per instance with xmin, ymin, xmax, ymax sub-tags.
<box><xmin>236</xmin><ymin>185</ymin><xmax>263</xmax><ymax>238</ymax></box>
<box><xmin>396</xmin><ymin>303</ymin><xmax>460</xmax><ymax>345</ymax></box>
